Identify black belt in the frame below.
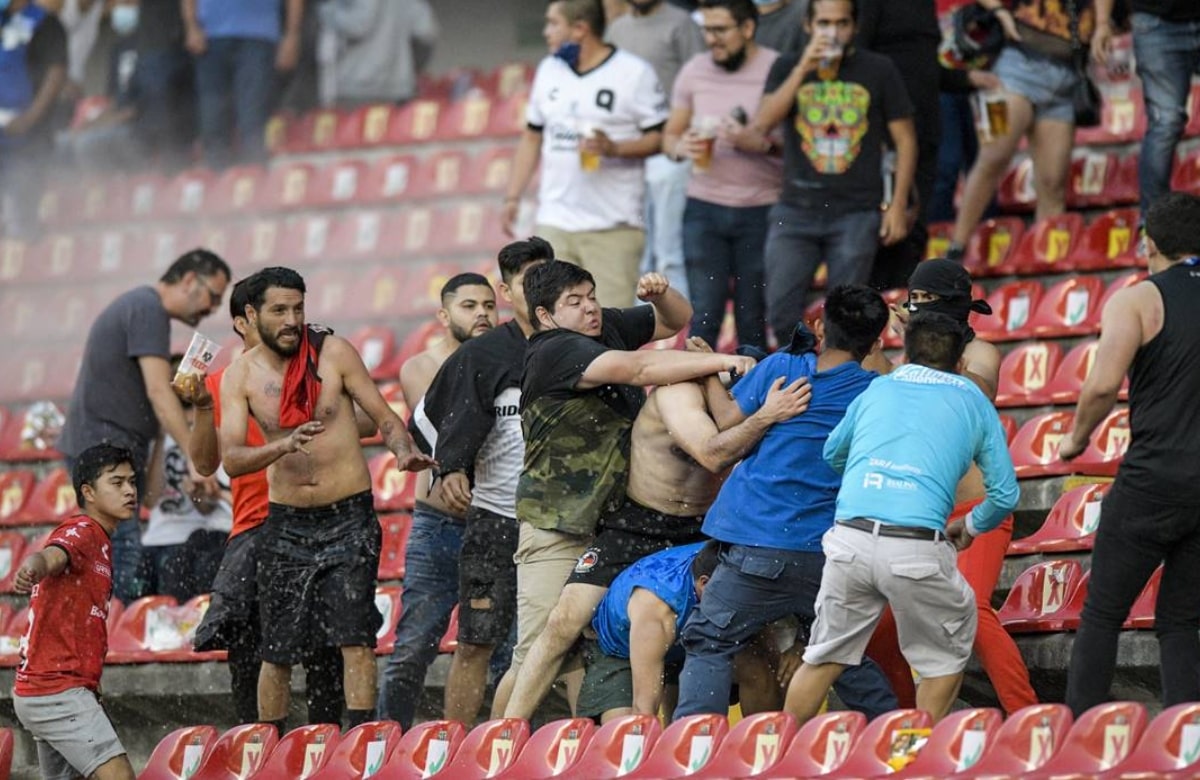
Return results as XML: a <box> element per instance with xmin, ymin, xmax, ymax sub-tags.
<box><xmin>838</xmin><ymin>517</ymin><xmax>945</xmax><ymax>542</ymax></box>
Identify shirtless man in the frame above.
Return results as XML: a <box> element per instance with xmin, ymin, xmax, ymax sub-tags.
<box><xmin>219</xmin><ymin>266</ymin><xmax>435</xmax><ymax>733</ymax></box>
<box><xmin>503</xmin><ymin>337</ymin><xmax>811</xmax><ymax>719</ymax></box>
<box><xmin>378</xmin><ymin>272</ymin><xmax>498</xmax><ymax>727</ymax></box>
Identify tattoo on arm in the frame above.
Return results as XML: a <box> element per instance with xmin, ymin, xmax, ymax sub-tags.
<box><xmin>264</xmin><ymin>381</ymin><xmax>282</xmax><ymax>398</ymax></box>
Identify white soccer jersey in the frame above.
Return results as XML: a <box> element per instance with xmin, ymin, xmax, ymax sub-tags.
<box><xmin>471</xmin><ymin>387</ymin><xmax>524</xmax><ymax>518</ymax></box>
<box><xmin>526</xmin><ymin>49</ymin><xmax>669</xmax><ymax>232</ymax></box>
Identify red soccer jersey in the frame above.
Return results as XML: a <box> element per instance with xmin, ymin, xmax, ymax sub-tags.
<box><xmin>14</xmin><ymin>515</ymin><xmax>113</xmax><ymax>696</ymax></box>
<box><xmin>208</xmin><ymin>368</ymin><xmax>270</xmax><ymax>538</ymax></box>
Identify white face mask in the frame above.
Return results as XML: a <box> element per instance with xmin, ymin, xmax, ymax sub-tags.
<box><xmin>111</xmin><ymin>5</ymin><xmax>139</xmax><ymax>36</ymax></box>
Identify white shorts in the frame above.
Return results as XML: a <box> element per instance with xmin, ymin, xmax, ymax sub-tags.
<box><xmin>14</xmin><ymin>687</ymin><xmax>126</xmax><ymax>780</ymax></box>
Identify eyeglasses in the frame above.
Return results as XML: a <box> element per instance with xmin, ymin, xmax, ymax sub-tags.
<box><xmin>702</xmin><ymin>24</ymin><xmax>738</xmax><ymax>36</ymax></box>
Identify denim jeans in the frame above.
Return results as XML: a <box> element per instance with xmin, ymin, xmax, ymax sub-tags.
<box><xmin>674</xmin><ymin>544</ymin><xmax>898</xmax><ymax>720</ymax></box>
<box><xmin>193</xmin><ymin>36</ymin><xmax>277</xmax><ymax>169</ymax></box>
<box><xmin>683</xmin><ymin>198</ymin><xmax>770</xmax><ymax>351</ymax></box>
<box><xmin>1066</xmin><ymin>482</ymin><xmax>1200</xmax><ymax>716</ymax></box>
<box><xmin>762</xmin><ymin>204</ymin><xmax>882</xmax><ymax>341</ymax></box>
<box><xmin>1132</xmin><ymin>13</ymin><xmax>1200</xmax><ymax>217</ymax></box>
<box><xmin>641</xmin><ymin>154</ymin><xmax>691</xmax><ymax>299</ymax></box>
<box><xmin>377</xmin><ymin>505</ymin><xmax>464</xmax><ymax>728</ymax></box>
<box><xmin>133</xmin><ymin>47</ymin><xmax>195</xmax><ymax>170</ymax></box>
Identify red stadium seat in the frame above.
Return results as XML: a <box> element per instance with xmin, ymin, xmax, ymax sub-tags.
<box><xmin>264</xmin><ymin>113</ymin><xmax>289</xmax><ymax>154</ymax></box>
<box><xmin>1026</xmin><ymin>275</ymin><xmax>1105</xmax><ymax>338</ymax></box>
<box><xmin>1010</xmin><ymin>213</ymin><xmax>1084</xmax><ymax>275</ymax></box>
<box><xmin>15</xmin><ymin>467</ymin><xmax>77</xmax><ymax>526</ymax></box>
<box><xmin>159</xmin><ymin>169</ymin><xmax>216</xmax><ymax>220</ymax></box>
<box><xmin>108</xmin><ymin>596</ymin><xmax>210</xmax><ymax>663</ymax></box>
<box><xmin>121</xmin><ymin>173</ymin><xmax>167</xmax><ymax>221</ymax></box>
<box><xmin>1009</xmin><ymin>411</ymin><xmax>1076</xmax><ymax>478</ymax></box>
<box><xmin>254</xmin><ymin>724</ymin><xmax>341</xmax><ymax>780</ymax></box>
<box><xmin>377</xmin><ymin>720</ymin><xmax>466</xmax><ymax>779</ymax></box>
<box><xmin>997</xmin><ymin>155</ymin><xmax>1036</xmax><ymax>212</ymax></box>
<box><xmin>25</xmin><ymin>233</ymin><xmax>78</xmax><ymax>285</ymax></box>
<box><xmin>462</xmin><ymin>147</ymin><xmax>516</xmax><ymax>195</ymax></box>
<box><xmin>78</xmin><ymin>178</ymin><xmax>119</xmax><ymax>224</ymax></box>
<box><xmin>895</xmin><ymin>708</ymin><xmax>1004</xmax><ymax>778</ymax></box>
<box><xmin>1173</xmin><ymin>146</ymin><xmax>1200</xmax><ymax>196</ymax></box>
<box><xmin>625</xmin><ymin>714</ymin><xmax>730</xmax><ymax>779</ymax></box>
<box><xmin>38</xmin><ymin>179</ymin><xmax>85</xmax><ymax>228</ymax></box>
<box><xmin>1076</xmin><ymin>88</ymin><xmax>1145</xmax><ymax>147</ymax></box>
<box><xmin>1044</xmin><ymin>340</ymin><xmax>1100</xmax><ymax>405</ymax></box>
<box><xmin>973</xmin><ymin>279</ymin><xmax>1043</xmax><ymax>342</ymax></box>
<box><xmin>997</xmin><ymin>560</ymin><xmax>1086</xmax><ymax>633</ymax></box>
<box><xmin>995</xmin><ymin>341</ymin><xmax>1062</xmax><ymax>408</ymax></box>
<box><xmin>398</xmin><ymin>205</ymin><xmax>436</xmax><ymax>256</ymax></box>
<box><xmin>225</xmin><ymin>220</ymin><xmax>284</xmax><ymax>272</ymax></box>
<box><xmin>486</xmin><ymin>93</ymin><xmax>529</xmax><ymax>138</ymax></box>
<box><xmin>439</xmin><ymin>94</ymin><xmax>494</xmax><ymax>141</ymax></box>
<box><xmin>944</xmin><ymin>704</ymin><xmax>1073</xmax><ymax>778</ymax></box>
<box><xmin>924</xmin><ymin>221</ymin><xmax>954</xmax><ymax>260</ymax></box>
<box><xmin>1106</xmin><ymin>151</ymin><xmax>1139</xmax><ymax>206</ymax></box>
<box><xmin>335</xmin><ymin>104</ymin><xmax>394</xmax><ymax>149</ymax></box>
<box><xmin>326</xmin><ymin>211</ymin><xmax>389</xmax><ymax>266</ymax></box>
<box><xmin>690</xmin><ymin>712</ymin><xmax>796</xmax><ymax>779</ymax></box>
<box><xmin>15</xmin><ymin>530</ymin><xmax>50</xmax><ymax>570</ymax></box>
<box><xmin>1071</xmin><ymin>408</ymin><xmax>1130</xmax><ymax>477</ymax></box>
<box><xmin>191</xmin><ymin>724</ymin><xmax>280</xmax><ymax>780</ymax></box>
<box><xmin>280</xmin><ymin>216</ymin><xmax>336</xmax><ymax>270</ymax></box>
<box><xmin>310</xmin><ymin>160</ymin><xmax>370</xmax><ymax>209</ymax></box>
<box><xmin>139</xmin><ymin>725</ymin><xmax>219</xmax><ymax>780</ymax></box>
<box><xmin>438</xmin><ymin>605</ymin><xmax>460</xmax><ymax>654</ymax></box>
<box><xmin>761</xmin><ymin>710</ymin><xmax>865</xmax><ymax>778</ymax></box>
<box><xmin>440</xmin><ymin>719</ymin><xmax>531</xmax><ymax>780</ymax></box>
<box><xmin>479</xmin><ymin>62</ymin><xmax>534</xmax><ymax>100</ymax></box>
<box><xmin>567</xmin><ymin>714</ymin><xmax>663</xmax><ymax>780</ymax></box>
<box><xmin>1027</xmin><ymin>701</ymin><xmax>1147</xmax><ymax>778</ymax></box>
<box><xmin>1074</xmin><ymin>208</ymin><xmax>1141</xmax><ymax>271</ymax></box>
<box><xmin>206</xmin><ymin>166</ymin><xmax>266</xmax><ymax>217</ymax></box>
<box><xmin>1125</xmin><ymin>566</ymin><xmax>1162</xmax><ymax>630</ymax></box>
<box><xmin>824</xmin><ymin>708</ymin><xmax>934</xmax><ymax>778</ymax></box>
<box><xmin>1008</xmin><ymin>482</ymin><xmax>1108</xmax><ymax>555</ymax></box>
<box><xmin>362</xmin><ymin>155</ymin><xmax>421</xmax><ymax>203</ymax></box>
<box><xmin>0</xmin><ymin>533</ymin><xmax>26</xmax><ymax>593</ymax></box>
<box><xmin>0</xmin><ymin>471</ymin><xmax>34</xmax><ymax>525</ymax></box>
<box><xmin>1067</xmin><ymin>150</ymin><xmax>1118</xmax><ymax>209</ymax></box>
<box><xmin>1096</xmin><ymin>702</ymin><xmax>1200</xmax><ymax>778</ymax></box>
<box><xmin>0</xmin><ymin>604</ymin><xmax>30</xmax><ymax>666</ymax></box>
<box><xmin>347</xmin><ymin>326</ymin><xmax>401</xmax><ymax>381</ymax></box>
<box><xmin>261</xmin><ymin>162</ymin><xmax>317</xmax><ymax>212</ymax></box>
<box><xmin>0</xmin><ymin>727</ymin><xmax>12</xmax><ymax>780</ymax></box>
<box><xmin>963</xmin><ymin>217</ymin><xmax>1026</xmax><ymax>277</ymax></box>
<box><xmin>287</xmin><ymin>108</ymin><xmax>342</xmax><ymax>154</ymax></box>
<box><xmin>387</xmin><ymin>99</ymin><xmax>443</xmax><ymax>147</ymax></box>
<box><xmin>412</xmin><ymin>150</ymin><xmax>470</xmax><ymax>201</ymax></box>
<box><xmin>0</xmin><ymin>239</ymin><xmax>28</xmax><ymax>284</ymax></box>
<box><xmin>373</xmin><ymin>586</ymin><xmax>403</xmax><ymax>655</ymax></box>
<box><xmin>308</xmin><ymin>721</ymin><xmax>403</xmax><ymax>780</ymax></box>
<box><xmin>370</xmin><ymin>453</ymin><xmax>417</xmax><ymax>512</ymax></box>
<box><xmin>377</xmin><ymin>514</ymin><xmax>411</xmax><ymax>582</ymax></box>
<box><xmin>493</xmin><ymin>718</ymin><xmax>595</xmax><ymax>779</ymax></box>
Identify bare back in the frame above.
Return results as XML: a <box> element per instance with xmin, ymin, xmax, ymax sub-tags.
<box><xmin>627</xmin><ymin>387</ymin><xmax>724</xmax><ymax>517</ymax></box>
<box><xmin>399</xmin><ymin>341</ymin><xmax>458</xmax><ymax>511</ymax></box>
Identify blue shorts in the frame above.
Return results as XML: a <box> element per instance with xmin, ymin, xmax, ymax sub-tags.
<box><xmin>993</xmin><ymin>45</ymin><xmax>1079</xmax><ymax>123</ymax></box>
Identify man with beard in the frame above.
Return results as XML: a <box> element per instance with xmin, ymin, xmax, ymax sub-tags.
<box><xmin>664</xmin><ymin>0</ymin><xmax>783</xmax><ymax>350</ymax></box>
<box><xmin>218</xmin><ymin>267</ymin><xmax>434</xmax><ymax>733</ymax></box>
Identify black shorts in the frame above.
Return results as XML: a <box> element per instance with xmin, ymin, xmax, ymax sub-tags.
<box><xmin>258</xmin><ymin>491</ymin><xmax>382</xmax><ymax>664</ymax></box>
<box><xmin>457</xmin><ymin>506</ymin><xmax>519</xmax><ymax>646</ymax></box>
<box><xmin>193</xmin><ymin>524</ymin><xmax>263</xmax><ymax>652</ymax></box>
<box><xmin>567</xmin><ymin>499</ymin><xmax>706</xmax><ymax>588</ymax></box>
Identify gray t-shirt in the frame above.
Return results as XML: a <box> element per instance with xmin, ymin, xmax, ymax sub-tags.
<box><xmin>59</xmin><ymin>286</ymin><xmax>171</xmax><ymax>461</ymax></box>
<box><xmin>606</xmin><ymin>3</ymin><xmax>704</xmax><ymax>94</ymax></box>
<box><xmin>757</xmin><ymin>1</ymin><xmax>808</xmax><ymax>57</ymax></box>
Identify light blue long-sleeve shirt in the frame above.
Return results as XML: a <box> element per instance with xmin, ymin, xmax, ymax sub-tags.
<box><xmin>824</xmin><ymin>364</ymin><xmax>1020</xmax><ymax>535</ymax></box>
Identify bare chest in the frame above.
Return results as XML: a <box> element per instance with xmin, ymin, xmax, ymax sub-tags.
<box><xmin>246</xmin><ymin>357</ymin><xmax>347</xmax><ymax>434</ymax></box>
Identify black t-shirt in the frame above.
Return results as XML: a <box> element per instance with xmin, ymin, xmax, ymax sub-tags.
<box><xmin>765</xmin><ymin>48</ymin><xmax>913</xmax><ymax>212</ymax></box>
<box><xmin>107</xmin><ymin>41</ymin><xmax>140</xmax><ymax>109</ymax></box>
<box><xmin>26</xmin><ymin>13</ymin><xmax>67</xmax><ymax>93</ymax></box>
<box><xmin>1133</xmin><ymin>0</ymin><xmax>1200</xmax><ymax>21</ymax></box>
<box><xmin>856</xmin><ymin>0</ymin><xmax>940</xmax><ymax>49</ymax></box>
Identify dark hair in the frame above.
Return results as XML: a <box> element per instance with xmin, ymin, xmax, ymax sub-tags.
<box><xmin>523</xmin><ymin>260</ymin><xmax>596</xmax><ymax>330</ymax></box>
<box><xmin>228</xmin><ymin>277</ymin><xmax>253</xmax><ymax>337</ymax></box>
<box><xmin>552</xmin><ymin>0</ymin><xmax>606</xmax><ymax>38</ymax></box>
<box><xmin>905</xmin><ymin>312</ymin><xmax>968</xmax><ymax>372</ymax></box>
<box><xmin>441</xmin><ymin>273</ymin><xmax>493</xmax><ymax>305</ymax></box>
<box><xmin>691</xmin><ymin>540</ymin><xmax>721</xmax><ymax>580</ymax></box>
<box><xmin>498</xmin><ymin>236</ymin><xmax>555</xmax><ymax>283</ymax></box>
<box><xmin>822</xmin><ymin>285</ymin><xmax>888</xmax><ymax>360</ymax></box>
<box><xmin>699</xmin><ymin>0</ymin><xmax>758</xmax><ymax>26</ymax></box>
<box><xmin>807</xmin><ymin>0</ymin><xmax>858</xmax><ymax>23</ymax></box>
<box><xmin>160</xmin><ymin>248</ymin><xmax>232</xmax><ymax>285</ymax></box>
<box><xmin>72</xmin><ymin>444</ymin><xmax>135</xmax><ymax>507</ymax></box>
<box><xmin>1145</xmin><ymin>192</ymin><xmax>1200</xmax><ymax>260</ymax></box>
<box><xmin>244</xmin><ymin>267</ymin><xmax>307</xmax><ymax>312</ymax></box>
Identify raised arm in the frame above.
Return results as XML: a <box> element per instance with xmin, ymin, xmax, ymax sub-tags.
<box><xmin>578</xmin><ymin>350</ymin><xmax>755</xmax><ymax>391</ymax></box>
<box><xmin>627</xmin><ymin>588</ymin><xmax>679</xmax><ymax>716</ymax></box>
<box><xmin>175</xmin><ymin>373</ymin><xmax>220</xmax><ymax>476</ymax></box>
<box><xmin>639</xmin><ymin>274</ymin><xmax>694</xmax><ymax>341</ymax></box>
<box><xmin>962</xmin><ymin>413</ymin><xmax>1021</xmax><ymax>537</ymax></box>
<box><xmin>14</xmin><ymin>545</ymin><xmax>69</xmax><ymax>595</ymax></box>
<box><xmin>217</xmin><ymin>363</ymin><xmax>313</xmax><ymax>477</ymax></box>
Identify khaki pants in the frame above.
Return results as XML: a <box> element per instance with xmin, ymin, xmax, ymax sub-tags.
<box><xmin>535</xmin><ymin>224</ymin><xmax>644</xmax><ymax>308</ymax></box>
<box><xmin>511</xmin><ymin>523</ymin><xmax>591</xmax><ymax>671</ymax></box>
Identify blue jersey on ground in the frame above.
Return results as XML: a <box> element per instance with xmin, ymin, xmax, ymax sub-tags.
<box><xmin>825</xmin><ymin>363</ymin><xmax>1020</xmax><ymax>533</ymax></box>
<box><xmin>593</xmin><ymin>543</ymin><xmax>705</xmax><ymax>659</ymax></box>
<box><xmin>702</xmin><ymin>353</ymin><xmax>877</xmax><ymax>551</ymax></box>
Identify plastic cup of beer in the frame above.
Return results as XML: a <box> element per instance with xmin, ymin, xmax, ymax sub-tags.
<box><xmin>817</xmin><ymin>40</ymin><xmax>843</xmax><ymax>81</ymax></box>
<box><xmin>578</xmin><ymin>121</ymin><xmax>601</xmax><ymax>173</ymax></box>
<box><xmin>692</xmin><ymin>116</ymin><xmax>719</xmax><ymax>173</ymax></box>
<box><xmin>976</xmin><ymin>90</ymin><xmax>1009</xmax><ymax>142</ymax></box>
<box><xmin>174</xmin><ymin>332</ymin><xmax>221</xmax><ymax>390</ymax></box>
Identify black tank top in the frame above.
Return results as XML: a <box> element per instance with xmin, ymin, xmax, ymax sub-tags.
<box><xmin>1117</xmin><ymin>262</ymin><xmax>1200</xmax><ymax>502</ymax></box>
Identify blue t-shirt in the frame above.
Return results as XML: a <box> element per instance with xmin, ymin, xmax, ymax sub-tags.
<box><xmin>593</xmin><ymin>543</ymin><xmax>704</xmax><ymax>660</ymax></box>
<box><xmin>825</xmin><ymin>363</ymin><xmax>1020</xmax><ymax>533</ymax></box>
<box><xmin>197</xmin><ymin>0</ymin><xmax>281</xmax><ymax>43</ymax></box>
<box><xmin>702</xmin><ymin>353</ymin><xmax>877</xmax><ymax>551</ymax></box>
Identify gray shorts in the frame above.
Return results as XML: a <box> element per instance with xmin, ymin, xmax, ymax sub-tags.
<box><xmin>993</xmin><ymin>45</ymin><xmax>1079</xmax><ymax>123</ymax></box>
<box><xmin>803</xmin><ymin>523</ymin><xmax>977</xmax><ymax>678</ymax></box>
<box><xmin>13</xmin><ymin>687</ymin><xmax>126</xmax><ymax>780</ymax></box>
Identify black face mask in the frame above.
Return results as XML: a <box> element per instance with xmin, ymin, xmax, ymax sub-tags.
<box><xmin>904</xmin><ymin>297</ymin><xmax>977</xmax><ymax>341</ymax></box>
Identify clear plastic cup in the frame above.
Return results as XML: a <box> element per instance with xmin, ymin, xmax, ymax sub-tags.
<box><xmin>175</xmin><ymin>332</ymin><xmax>221</xmax><ymax>385</ymax></box>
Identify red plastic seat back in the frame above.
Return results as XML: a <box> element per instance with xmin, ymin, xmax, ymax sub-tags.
<box><xmin>1044</xmin><ymin>340</ymin><xmax>1100</xmax><ymax>405</ymax></box>
<box><xmin>1013</xmin><ymin>213</ymin><xmax>1084</xmax><ymax>273</ymax></box>
<box><xmin>494</xmin><ymin>718</ymin><xmax>595</xmax><ymax>779</ymax></box>
<box><xmin>625</xmin><ymin>714</ymin><xmax>729</xmax><ymax>778</ymax></box>
<box><xmin>900</xmin><ymin>708</ymin><xmax>1003</xmax><ymax>776</ymax></box>
<box><xmin>1075</xmin><ymin>208</ymin><xmax>1140</xmax><ymax>269</ymax></box>
<box><xmin>192</xmin><ymin>724</ymin><xmax>280</xmax><ymax>780</ymax></box>
<box><xmin>206</xmin><ymin>166</ymin><xmax>265</xmax><ymax>216</ymax></box>
<box><xmin>768</xmin><ymin>710</ymin><xmax>866</xmax><ymax>777</ymax></box>
<box><xmin>998</xmin><ymin>560</ymin><xmax>1086</xmax><ymax>632</ymax></box>
<box><xmin>1067</xmin><ymin>150</ymin><xmax>1117</xmax><ymax>208</ymax></box>
<box><xmin>438</xmin><ymin>605</ymin><xmax>460</xmax><ymax>654</ymax></box>
<box><xmin>0</xmin><ymin>533</ymin><xmax>22</xmax><ymax>593</ymax></box>
<box><xmin>1037</xmin><ymin>701</ymin><xmax>1148</xmax><ymax>775</ymax></box>
<box><xmin>1112</xmin><ymin>702</ymin><xmax>1200</xmax><ymax>775</ymax></box>
<box><xmin>1009</xmin><ymin>411</ymin><xmax>1076</xmax><ymax>478</ymax></box>
<box><xmin>964</xmin><ymin>703</ymin><xmax>1073</xmax><ymax>775</ymax></box>
<box><xmin>377</xmin><ymin>515</ymin><xmax>411</xmax><ymax>582</ymax></box>
<box><xmin>106</xmin><ymin>596</ymin><xmax>182</xmax><ymax>663</ymax></box>
<box><xmin>1072</xmin><ymin>408</ymin><xmax>1131</xmax><ymax>477</ymax></box>
<box><xmin>308</xmin><ymin>721</ymin><xmax>403</xmax><ymax>780</ymax></box>
<box><xmin>139</xmin><ymin>725</ymin><xmax>219</xmax><ymax>780</ymax></box>
<box><xmin>254</xmin><ymin>724</ymin><xmax>341</xmax><ymax>780</ymax></box>
<box><xmin>964</xmin><ymin>217</ymin><xmax>1026</xmax><ymax>277</ymax></box>
<box><xmin>347</xmin><ymin>326</ymin><xmax>399</xmax><ymax>382</ymax></box>
<box><xmin>833</xmin><ymin>708</ymin><xmax>934</xmax><ymax>777</ymax></box>
<box><xmin>995</xmin><ymin>342</ymin><xmax>1062</xmax><ymax>408</ymax></box>
<box><xmin>973</xmin><ymin>280</ymin><xmax>1043</xmax><ymax>342</ymax></box>
<box><xmin>1009</xmin><ymin>482</ymin><xmax>1108</xmax><ymax>555</ymax></box>
<box><xmin>17</xmin><ymin>467</ymin><xmax>77</xmax><ymax>526</ymax></box>
<box><xmin>0</xmin><ymin>471</ymin><xmax>34</xmax><ymax>525</ymax></box>
<box><xmin>380</xmin><ymin>720</ymin><xmax>466</xmax><ymax>779</ymax></box>
<box><xmin>370</xmin><ymin>453</ymin><xmax>417</xmax><ymax>512</ymax></box>
<box><xmin>440</xmin><ymin>719</ymin><xmax>532</xmax><ymax>779</ymax></box>
<box><xmin>1125</xmin><ymin>565</ymin><xmax>1163</xmax><ymax>629</ymax></box>
<box><xmin>692</xmin><ymin>711</ymin><xmax>796</xmax><ymax>778</ymax></box>
<box><xmin>1027</xmin><ymin>275</ymin><xmax>1105</xmax><ymax>338</ymax></box>
<box><xmin>569</xmin><ymin>714</ymin><xmax>663</xmax><ymax>779</ymax></box>
<box><xmin>924</xmin><ymin>221</ymin><xmax>954</xmax><ymax>260</ymax></box>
